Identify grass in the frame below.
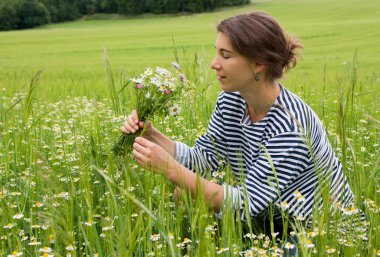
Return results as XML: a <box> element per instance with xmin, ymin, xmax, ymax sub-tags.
<box><xmin>0</xmin><ymin>0</ymin><xmax>379</xmax><ymax>99</ymax></box>
<box><xmin>0</xmin><ymin>0</ymin><xmax>379</xmax><ymax>256</ymax></box>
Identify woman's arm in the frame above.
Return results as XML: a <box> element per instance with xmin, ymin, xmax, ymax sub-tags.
<box><xmin>133</xmin><ymin>137</ymin><xmax>224</xmax><ymax>211</ymax></box>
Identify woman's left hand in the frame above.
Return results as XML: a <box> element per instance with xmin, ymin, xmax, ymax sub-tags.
<box><xmin>132</xmin><ymin>137</ymin><xmax>176</xmax><ymax>177</ymax></box>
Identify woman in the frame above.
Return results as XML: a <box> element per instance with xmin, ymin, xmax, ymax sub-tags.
<box><xmin>121</xmin><ymin>11</ymin><xmax>355</xmax><ymax>248</ymax></box>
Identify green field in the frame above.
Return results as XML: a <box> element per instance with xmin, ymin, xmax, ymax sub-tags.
<box><xmin>0</xmin><ymin>0</ymin><xmax>379</xmax><ymax>99</ymax></box>
<box><xmin>0</xmin><ymin>0</ymin><xmax>379</xmax><ymax>256</ymax></box>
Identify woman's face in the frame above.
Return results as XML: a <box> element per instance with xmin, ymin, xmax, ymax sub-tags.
<box><xmin>211</xmin><ymin>32</ymin><xmax>257</xmax><ymax>93</ymax></box>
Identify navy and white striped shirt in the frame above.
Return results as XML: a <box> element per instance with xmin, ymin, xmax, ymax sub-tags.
<box><xmin>175</xmin><ymin>85</ymin><xmax>354</xmax><ymax>221</ymax></box>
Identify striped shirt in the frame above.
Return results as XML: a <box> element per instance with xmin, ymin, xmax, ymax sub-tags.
<box><xmin>175</xmin><ymin>85</ymin><xmax>355</xmax><ymax>222</ymax></box>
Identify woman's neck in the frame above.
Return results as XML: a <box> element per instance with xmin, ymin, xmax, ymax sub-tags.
<box><xmin>240</xmin><ymin>81</ymin><xmax>280</xmax><ymax>123</ymax></box>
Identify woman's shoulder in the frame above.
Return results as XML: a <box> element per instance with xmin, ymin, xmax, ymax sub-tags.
<box><xmin>217</xmin><ymin>91</ymin><xmax>245</xmax><ymax>104</ymax></box>
<box><xmin>274</xmin><ymin>85</ymin><xmax>324</xmax><ymax>132</ymax></box>
<box><xmin>216</xmin><ymin>91</ymin><xmax>246</xmax><ymax>116</ymax></box>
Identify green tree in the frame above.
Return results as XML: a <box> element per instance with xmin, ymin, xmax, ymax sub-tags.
<box><xmin>97</xmin><ymin>0</ymin><xmax>118</xmax><ymax>13</ymax></box>
<box><xmin>76</xmin><ymin>0</ymin><xmax>97</xmax><ymax>14</ymax></box>
<box><xmin>184</xmin><ymin>0</ymin><xmax>204</xmax><ymax>13</ymax></box>
<box><xmin>39</xmin><ymin>0</ymin><xmax>80</xmax><ymax>22</ymax></box>
<box><xmin>17</xmin><ymin>0</ymin><xmax>50</xmax><ymax>29</ymax></box>
<box><xmin>0</xmin><ymin>1</ymin><xmax>21</xmax><ymax>30</ymax></box>
<box><xmin>145</xmin><ymin>0</ymin><xmax>179</xmax><ymax>14</ymax></box>
<box><xmin>117</xmin><ymin>0</ymin><xmax>145</xmax><ymax>15</ymax></box>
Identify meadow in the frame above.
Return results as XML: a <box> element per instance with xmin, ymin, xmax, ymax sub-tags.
<box><xmin>0</xmin><ymin>0</ymin><xmax>379</xmax><ymax>256</ymax></box>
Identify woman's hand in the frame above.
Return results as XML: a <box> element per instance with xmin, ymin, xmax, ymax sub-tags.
<box><xmin>132</xmin><ymin>137</ymin><xmax>177</xmax><ymax>177</ymax></box>
<box><xmin>120</xmin><ymin>110</ymin><xmax>155</xmax><ymax>139</ymax></box>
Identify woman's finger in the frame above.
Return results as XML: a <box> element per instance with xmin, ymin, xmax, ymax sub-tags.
<box><xmin>132</xmin><ymin>148</ymin><xmax>146</xmax><ymax>164</ymax></box>
<box><xmin>121</xmin><ymin>119</ymin><xmax>137</xmax><ymax>134</ymax></box>
<box><xmin>127</xmin><ymin>115</ymin><xmax>139</xmax><ymax>130</ymax></box>
<box><xmin>132</xmin><ymin>110</ymin><xmax>139</xmax><ymax>122</ymax></box>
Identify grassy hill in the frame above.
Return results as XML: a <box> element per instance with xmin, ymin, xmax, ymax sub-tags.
<box><xmin>0</xmin><ymin>0</ymin><xmax>379</xmax><ymax>99</ymax></box>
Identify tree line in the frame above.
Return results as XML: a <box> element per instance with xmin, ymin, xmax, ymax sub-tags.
<box><xmin>0</xmin><ymin>0</ymin><xmax>250</xmax><ymax>31</ymax></box>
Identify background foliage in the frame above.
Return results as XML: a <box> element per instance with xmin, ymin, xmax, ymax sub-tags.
<box><xmin>0</xmin><ymin>0</ymin><xmax>250</xmax><ymax>30</ymax></box>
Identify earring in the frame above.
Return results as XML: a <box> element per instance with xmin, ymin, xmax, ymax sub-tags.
<box><xmin>255</xmin><ymin>73</ymin><xmax>260</xmax><ymax>81</ymax></box>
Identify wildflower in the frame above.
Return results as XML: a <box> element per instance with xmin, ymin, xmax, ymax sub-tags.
<box><xmin>145</xmin><ymin>92</ymin><xmax>151</xmax><ymax>98</ymax></box>
<box><xmin>57</xmin><ymin>192</ymin><xmax>70</xmax><ymax>199</ymax></box>
<box><xmin>244</xmin><ymin>250</ymin><xmax>253</xmax><ymax>257</ymax></box>
<box><xmin>13</xmin><ymin>213</ymin><xmax>24</xmax><ymax>219</ymax></box>
<box><xmin>281</xmin><ymin>201</ymin><xmax>289</xmax><ymax>210</ymax></box>
<box><xmin>257</xmin><ymin>233</ymin><xmax>265</xmax><ymax>239</ymax></box>
<box><xmin>341</xmin><ymin>205</ymin><xmax>359</xmax><ymax>215</ymax></box>
<box><xmin>179</xmin><ymin>73</ymin><xmax>186</xmax><ymax>83</ymax></box>
<box><xmin>305</xmin><ymin>240</ymin><xmax>315</xmax><ymax>248</ymax></box>
<box><xmin>40</xmin><ymin>254</ymin><xmax>53</xmax><ymax>257</ymax></box>
<box><xmin>284</xmin><ymin>242</ymin><xmax>295</xmax><ymax>249</ymax></box>
<box><xmin>65</xmin><ymin>245</ymin><xmax>75</xmax><ymax>251</ymax></box>
<box><xmin>182</xmin><ymin>238</ymin><xmax>191</xmax><ymax>244</ymax></box>
<box><xmin>8</xmin><ymin>251</ymin><xmax>23</xmax><ymax>257</ymax></box>
<box><xmin>361</xmin><ymin>146</ymin><xmax>366</xmax><ymax>152</ymax></box>
<box><xmin>84</xmin><ymin>220</ymin><xmax>95</xmax><ymax>226</ymax></box>
<box><xmin>102</xmin><ymin>225</ymin><xmax>115</xmax><ymax>231</ymax></box>
<box><xmin>150</xmin><ymin>234</ymin><xmax>160</xmax><ymax>241</ymax></box>
<box><xmin>169</xmin><ymin>104</ymin><xmax>182</xmax><ymax>116</ymax></box>
<box><xmin>29</xmin><ymin>239</ymin><xmax>42</xmax><ymax>246</ymax></box>
<box><xmin>3</xmin><ymin>223</ymin><xmax>15</xmax><ymax>229</ymax></box>
<box><xmin>172</xmin><ymin>62</ymin><xmax>180</xmax><ymax>69</ymax></box>
<box><xmin>39</xmin><ymin>247</ymin><xmax>53</xmax><ymax>253</ymax></box>
<box><xmin>257</xmin><ymin>248</ymin><xmax>266</xmax><ymax>255</ymax></box>
<box><xmin>169</xmin><ymin>233</ymin><xmax>174</xmax><ymax>240</ymax></box>
<box><xmin>326</xmin><ymin>247</ymin><xmax>336</xmax><ymax>254</ymax></box>
<box><xmin>216</xmin><ymin>247</ymin><xmax>229</xmax><ymax>254</ymax></box>
<box><xmin>164</xmin><ymin>89</ymin><xmax>171</xmax><ymax>94</ymax></box>
<box><xmin>244</xmin><ymin>233</ymin><xmax>256</xmax><ymax>239</ymax></box>
<box><xmin>34</xmin><ymin>202</ymin><xmax>44</xmax><ymax>208</ymax></box>
<box><xmin>376</xmin><ymin>250</ymin><xmax>380</xmax><ymax>256</ymax></box>
<box><xmin>135</xmin><ymin>83</ymin><xmax>143</xmax><ymax>89</ymax></box>
<box><xmin>294</xmin><ymin>190</ymin><xmax>305</xmax><ymax>202</ymax></box>
<box><xmin>48</xmin><ymin>234</ymin><xmax>55</xmax><ymax>243</ymax></box>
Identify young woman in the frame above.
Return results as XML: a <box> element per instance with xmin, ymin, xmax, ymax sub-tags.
<box><xmin>121</xmin><ymin>11</ymin><xmax>355</xmax><ymax>247</ymax></box>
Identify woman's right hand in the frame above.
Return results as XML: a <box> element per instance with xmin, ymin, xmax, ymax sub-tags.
<box><xmin>120</xmin><ymin>110</ymin><xmax>155</xmax><ymax>138</ymax></box>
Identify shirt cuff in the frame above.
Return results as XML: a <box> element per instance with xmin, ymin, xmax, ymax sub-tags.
<box><xmin>174</xmin><ymin>141</ymin><xmax>190</xmax><ymax>166</ymax></box>
<box><xmin>216</xmin><ymin>184</ymin><xmax>241</xmax><ymax>219</ymax></box>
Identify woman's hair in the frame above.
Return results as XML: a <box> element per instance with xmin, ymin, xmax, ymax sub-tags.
<box><xmin>217</xmin><ymin>11</ymin><xmax>303</xmax><ymax>81</ymax></box>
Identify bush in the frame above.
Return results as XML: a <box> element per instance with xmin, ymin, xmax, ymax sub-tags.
<box><xmin>17</xmin><ymin>0</ymin><xmax>50</xmax><ymax>29</ymax></box>
<box><xmin>0</xmin><ymin>1</ymin><xmax>21</xmax><ymax>30</ymax></box>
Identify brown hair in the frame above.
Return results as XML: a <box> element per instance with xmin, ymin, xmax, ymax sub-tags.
<box><xmin>217</xmin><ymin>11</ymin><xmax>303</xmax><ymax>81</ymax></box>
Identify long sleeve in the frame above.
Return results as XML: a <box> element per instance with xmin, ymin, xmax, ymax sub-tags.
<box><xmin>175</xmin><ymin>97</ymin><xmax>228</xmax><ymax>176</ymax></box>
<box><xmin>223</xmin><ymin>132</ymin><xmax>311</xmax><ymax>219</ymax></box>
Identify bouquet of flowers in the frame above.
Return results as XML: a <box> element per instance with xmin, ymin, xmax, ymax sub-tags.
<box><xmin>113</xmin><ymin>62</ymin><xmax>193</xmax><ymax>156</ymax></box>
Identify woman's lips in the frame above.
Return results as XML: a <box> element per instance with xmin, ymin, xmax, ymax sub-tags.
<box><xmin>217</xmin><ymin>75</ymin><xmax>226</xmax><ymax>81</ymax></box>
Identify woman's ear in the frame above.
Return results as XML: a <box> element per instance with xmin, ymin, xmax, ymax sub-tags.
<box><xmin>253</xmin><ymin>63</ymin><xmax>266</xmax><ymax>74</ymax></box>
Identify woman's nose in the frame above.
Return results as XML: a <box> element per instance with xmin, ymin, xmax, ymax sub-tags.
<box><xmin>210</xmin><ymin>57</ymin><xmax>220</xmax><ymax>70</ymax></box>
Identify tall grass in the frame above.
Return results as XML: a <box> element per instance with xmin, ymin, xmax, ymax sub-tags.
<box><xmin>0</xmin><ymin>50</ymin><xmax>379</xmax><ymax>256</ymax></box>
<box><xmin>0</xmin><ymin>0</ymin><xmax>379</xmax><ymax>256</ymax></box>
